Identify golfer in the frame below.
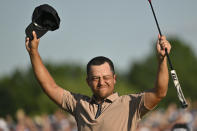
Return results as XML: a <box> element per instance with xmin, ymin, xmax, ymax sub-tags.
<box><xmin>25</xmin><ymin>31</ymin><xmax>171</xmax><ymax>131</ymax></box>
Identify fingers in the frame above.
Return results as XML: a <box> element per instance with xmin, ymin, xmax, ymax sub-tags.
<box><xmin>32</xmin><ymin>31</ymin><xmax>40</xmax><ymax>42</ymax></box>
<box><xmin>25</xmin><ymin>31</ymin><xmax>40</xmax><ymax>53</ymax></box>
<box><xmin>156</xmin><ymin>35</ymin><xmax>171</xmax><ymax>58</ymax></box>
<box><xmin>32</xmin><ymin>31</ymin><xmax>37</xmax><ymax>40</ymax></box>
<box><xmin>157</xmin><ymin>35</ymin><xmax>170</xmax><ymax>50</ymax></box>
<box><xmin>158</xmin><ymin>35</ymin><xmax>166</xmax><ymax>41</ymax></box>
<box><xmin>166</xmin><ymin>42</ymin><xmax>171</xmax><ymax>54</ymax></box>
<box><xmin>25</xmin><ymin>37</ymin><xmax>30</xmax><ymax>52</ymax></box>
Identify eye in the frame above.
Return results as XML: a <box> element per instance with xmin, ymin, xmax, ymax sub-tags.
<box><xmin>103</xmin><ymin>76</ymin><xmax>113</xmax><ymax>80</ymax></box>
<box><xmin>91</xmin><ymin>77</ymin><xmax>99</xmax><ymax>81</ymax></box>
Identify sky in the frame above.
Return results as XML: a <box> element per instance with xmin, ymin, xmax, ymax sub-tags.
<box><xmin>0</xmin><ymin>0</ymin><xmax>197</xmax><ymax>77</ymax></box>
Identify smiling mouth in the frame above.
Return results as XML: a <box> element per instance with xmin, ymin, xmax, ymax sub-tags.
<box><xmin>98</xmin><ymin>86</ymin><xmax>108</xmax><ymax>89</ymax></box>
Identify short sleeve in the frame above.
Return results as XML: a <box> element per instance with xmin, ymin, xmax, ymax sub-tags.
<box><xmin>138</xmin><ymin>93</ymin><xmax>150</xmax><ymax>118</ymax></box>
<box><xmin>61</xmin><ymin>90</ymin><xmax>79</xmax><ymax>115</ymax></box>
<box><xmin>127</xmin><ymin>93</ymin><xmax>150</xmax><ymax>119</ymax></box>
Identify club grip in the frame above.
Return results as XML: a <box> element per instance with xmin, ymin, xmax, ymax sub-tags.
<box><xmin>170</xmin><ymin>70</ymin><xmax>188</xmax><ymax>108</ymax></box>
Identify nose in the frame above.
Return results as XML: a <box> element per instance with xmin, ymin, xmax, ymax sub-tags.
<box><xmin>98</xmin><ymin>77</ymin><xmax>105</xmax><ymax>86</ymax></box>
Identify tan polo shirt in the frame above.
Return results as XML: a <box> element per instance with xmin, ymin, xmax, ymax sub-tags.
<box><xmin>61</xmin><ymin>90</ymin><xmax>150</xmax><ymax>131</ymax></box>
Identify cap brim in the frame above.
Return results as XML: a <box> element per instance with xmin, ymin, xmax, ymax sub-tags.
<box><xmin>25</xmin><ymin>23</ymin><xmax>48</xmax><ymax>41</ymax></box>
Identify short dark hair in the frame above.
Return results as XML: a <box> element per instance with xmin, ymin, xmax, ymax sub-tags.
<box><xmin>87</xmin><ymin>56</ymin><xmax>115</xmax><ymax>75</ymax></box>
<box><xmin>171</xmin><ymin>123</ymin><xmax>189</xmax><ymax>131</ymax></box>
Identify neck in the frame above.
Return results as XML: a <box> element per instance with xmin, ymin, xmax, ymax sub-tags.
<box><xmin>93</xmin><ymin>95</ymin><xmax>104</xmax><ymax>104</ymax></box>
<box><xmin>97</xmin><ymin>99</ymin><xmax>104</xmax><ymax>104</ymax></box>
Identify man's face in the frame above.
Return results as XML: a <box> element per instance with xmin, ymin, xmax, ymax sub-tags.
<box><xmin>87</xmin><ymin>62</ymin><xmax>116</xmax><ymax>99</ymax></box>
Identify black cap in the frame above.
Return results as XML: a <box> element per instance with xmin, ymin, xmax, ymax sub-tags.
<box><xmin>25</xmin><ymin>4</ymin><xmax>60</xmax><ymax>40</ymax></box>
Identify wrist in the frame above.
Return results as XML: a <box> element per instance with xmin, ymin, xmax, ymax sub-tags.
<box><xmin>158</xmin><ymin>55</ymin><xmax>167</xmax><ymax>64</ymax></box>
<box><xmin>29</xmin><ymin>49</ymin><xmax>39</xmax><ymax>56</ymax></box>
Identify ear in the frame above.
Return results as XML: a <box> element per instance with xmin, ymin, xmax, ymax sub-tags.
<box><xmin>113</xmin><ymin>74</ymin><xmax>117</xmax><ymax>84</ymax></box>
<box><xmin>86</xmin><ymin>77</ymin><xmax>90</xmax><ymax>86</ymax></box>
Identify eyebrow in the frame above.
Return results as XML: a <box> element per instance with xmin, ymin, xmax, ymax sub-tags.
<box><xmin>90</xmin><ymin>75</ymin><xmax>113</xmax><ymax>78</ymax></box>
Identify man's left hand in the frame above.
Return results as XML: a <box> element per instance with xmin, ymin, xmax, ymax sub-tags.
<box><xmin>156</xmin><ymin>35</ymin><xmax>171</xmax><ymax>61</ymax></box>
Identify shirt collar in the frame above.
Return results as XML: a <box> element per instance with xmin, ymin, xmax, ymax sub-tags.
<box><xmin>90</xmin><ymin>92</ymin><xmax>119</xmax><ymax>104</ymax></box>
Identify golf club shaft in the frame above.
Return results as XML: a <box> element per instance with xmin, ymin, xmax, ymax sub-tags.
<box><xmin>148</xmin><ymin>0</ymin><xmax>173</xmax><ymax>70</ymax></box>
<box><xmin>149</xmin><ymin>0</ymin><xmax>162</xmax><ymax>36</ymax></box>
<box><xmin>148</xmin><ymin>0</ymin><xmax>188</xmax><ymax>108</ymax></box>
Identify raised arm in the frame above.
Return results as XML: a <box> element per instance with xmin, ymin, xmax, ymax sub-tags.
<box><xmin>144</xmin><ymin>35</ymin><xmax>171</xmax><ymax>110</ymax></box>
<box><xmin>25</xmin><ymin>31</ymin><xmax>64</xmax><ymax>106</ymax></box>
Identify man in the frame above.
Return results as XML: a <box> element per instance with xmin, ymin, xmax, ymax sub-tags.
<box><xmin>25</xmin><ymin>31</ymin><xmax>171</xmax><ymax>131</ymax></box>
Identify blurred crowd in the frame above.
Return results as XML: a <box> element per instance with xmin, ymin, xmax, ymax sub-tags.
<box><xmin>0</xmin><ymin>109</ymin><xmax>77</xmax><ymax>131</ymax></box>
<box><xmin>1</xmin><ymin>99</ymin><xmax>197</xmax><ymax>131</ymax></box>
<box><xmin>136</xmin><ymin>99</ymin><xmax>197</xmax><ymax>131</ymax></box>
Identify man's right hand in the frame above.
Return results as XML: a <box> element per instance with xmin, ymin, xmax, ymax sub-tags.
<box><xmin>25</xmin><ymin>31</ymin><xmax>40</xmax><ymax>54</ymax></box>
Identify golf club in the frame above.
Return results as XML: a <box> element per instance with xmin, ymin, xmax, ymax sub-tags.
<box><xmin>148</xmin><ymin>0</ymin><xmax>188</xmax><ymax>108</ymax></box>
